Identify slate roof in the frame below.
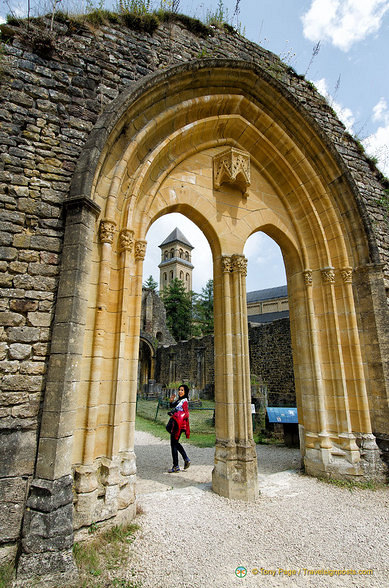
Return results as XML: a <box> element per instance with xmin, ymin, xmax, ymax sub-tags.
<box><xmin>159</xmin><ymin>227</ymin><xmax>194</xmax><ymax>249</ymax></box>
<box><xmin>247</xmin><ymin>310</ymin><xmax>290</xmax><ymax>324</ymax></box>
<box><xmin>246</xmin><ymin>285</ymin><xmax>288</xmax><ymax>304</ymax></box>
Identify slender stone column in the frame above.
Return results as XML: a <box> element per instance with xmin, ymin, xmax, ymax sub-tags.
<box><xmin>301</xmin><ymin>268</ymin><xmax>332</xmax><ymax>474</ymax></box>
<box><xmin>16</xmin><ymin>197</ymin><xmax>100</xmax><ymax>583</ymax></box>
<box><xmin>212</xmin><ymin>254</ymin><xmax>258</xmax><ymax>501</ymax></box>
<box><xmin>82</xmin><ymin>218</ymin><xmax>116</xmax><ymax>464</ymax></box>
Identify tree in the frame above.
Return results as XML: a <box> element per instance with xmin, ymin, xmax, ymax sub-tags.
<box><xmin>161</xmin><ymin>278</ymin><xmax>193</xmax><ymax>341</ymax></box>
<box><xmin>143</xmin><ymin>274</ymin><xmax>158</xmax><ymax>291</ymax></box>
<box><xmin>193</xmin><ymin>279</ymin><xmax>214</xmax><ymax>335</ymax></box>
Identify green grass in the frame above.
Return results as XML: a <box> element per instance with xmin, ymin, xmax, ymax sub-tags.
<box><xmin>317</xmin><ymin>476</ymin><xmax>383</xmax><ymax>492</ymax></box>
<box><xmin>73</xmin><ymin>522</ymin><xmax>141</xmax><ymax>587</ymax></box>
<box><xmin>0</xmin><ymin>561</ymin><xmax>14</xmax><ymax>588</ymax></box>
<box><xmin>136</xmin><ymin>398</ymin><xmax>216</xmax><ymax>448</ymax></box>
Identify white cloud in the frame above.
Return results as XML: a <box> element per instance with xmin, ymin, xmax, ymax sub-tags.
<box><xmin>362</xmin><ymin>98</ymin><xmax>389</xmax><ymax>175</ymax></box>
<box><xmin>313</xmin><ymin>78</ymin><xmax>355</xmax><ymax>131</ymax></box>
<box><xmin>302</xmin><ymin>0</ymin><xmax>389</xmax><ymax>51</ymax></box>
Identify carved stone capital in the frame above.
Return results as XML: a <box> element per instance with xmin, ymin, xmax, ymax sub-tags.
<box><xmin>231</xmin><ymin>254</ymin><xmax>247</xmax><ymax>276</ymax></box>
<box><xmin>119</xmin><ymin>229</ymin><xmax>134</xmax><ymax>252</ymax></box>
<box><xmin>340</xmin><ymin>267</ymin><xmax>353</xmax><ymax>283</ymax></box>
<box><xmin>213</xmin><ymin>147</ymin><xmax>250</xmax><ymax>194</ymax></box>
<box><xmin>99</xmin><ymin>219</ymin><xmax>116</xmax><ymax>244</ymax></box>
<box><xmin>221</xmin><ymin>256</ymin><xmax>232</xmax><ymax>273</ymax></box>
<box><xmin>321</xmin><ymin>267</ymin><xmax>335</xmax><ymax>284</ymax></box>
<box><xmin>135</xmin><ymin>240</ymin><xmax>147</xmax><ymax>261</ymax></box>
<box><xmin>303</xmin><ymin>269</ymin><xmax>313</xmax><ymax>287</ymax></box>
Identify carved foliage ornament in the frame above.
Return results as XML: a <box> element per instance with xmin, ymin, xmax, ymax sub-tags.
<box><xmin>321</xmin><ymin>267</ymin><xmax>335</xmax><ymax>284</ymax></box>
<box><xmin>222</xmin><ymin>256</ymin><xmax>232</xmax><ymax>273</ymax></box>
<box><xmin>303</xmin><ymin>269</ymin><xmax>313</xmax><ymax>286</ymax></box>
<box><xmin>232</xmin><ymin>254</ymin><xmax>248</xmax><ymax>276</ymax></box>
<box><xmin>213</xmin><ymin>147</ymin><xmax>251</xmax><ymax>194</ymax></box>
<box><xmin>135</xmin><ymin>240</ymin><xmax>147</xmax><ymax>261</ymax></box>
<box><xmin>119</xmin><ymin>229</ymin><xmax>134</xmax><ymax>252</ymax></box>
<box><xmin>340</xmin><ymin>267</ymin><xmax>353</xmax><ymax>283</ymax></box>
<box><xmin>99</xmin><ymin>219</ymin><xmax>116</xmax><ymax>244</ymax></box>
<box><xmin>221</xmin><ymin>255</ymin><xmax>247</xmax><ymax>276</ymax></box>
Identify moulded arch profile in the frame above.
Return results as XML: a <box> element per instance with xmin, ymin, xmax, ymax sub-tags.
<box><xmin>70</xmin><ymin>59</ymin><xmax>375</xmax><ymax>271</ymax></box>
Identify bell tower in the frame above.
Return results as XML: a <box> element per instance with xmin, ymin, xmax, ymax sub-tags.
<box><xmin>158</xmin><ymin>227</ymin><xmax>194</xmax><ymax>292</ymax></box>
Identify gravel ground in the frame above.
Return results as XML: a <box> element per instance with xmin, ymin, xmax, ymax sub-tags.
<box><xmin>130</xmin><ymin>430</ymin><xmax>389</xmax><ymax>588</ymax></box>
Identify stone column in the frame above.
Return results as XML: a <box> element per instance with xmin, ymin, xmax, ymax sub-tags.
<box><xmin>16</xmin><ymin>197</ymin><xmax>100</xmax><ymax>583</ymax></box>
<box><xmin>212</xmin><ymin>254</ymin><xmax>258</xmax><ymax>501</ymax></box>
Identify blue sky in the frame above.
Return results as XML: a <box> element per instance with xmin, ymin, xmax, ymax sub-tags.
<box><xmin>2</xmin><ymin>0</ymin><xmax>388</xmax><ymax>292</ymax></box>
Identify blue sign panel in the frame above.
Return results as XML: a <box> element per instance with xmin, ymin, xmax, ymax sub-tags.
<box><xmin>266</xmin><ymin>407</ymin><xmax>298</xmax><ymax>423</ymax></box>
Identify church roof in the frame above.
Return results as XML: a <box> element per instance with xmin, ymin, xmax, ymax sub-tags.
<box><xmin>159</xmin><ymin>227</ymin><xmax>194</xmax><ymax>250</ymax></box>
<box><xmin>246</xmin><ymin>285</ymin><xmax>288</xmax><ymax>303</ymax></box>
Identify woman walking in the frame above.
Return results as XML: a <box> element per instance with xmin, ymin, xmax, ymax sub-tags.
<box><xmin>167</xmin><ymin>384</ymin><xmax>191</xmax><ymax>473</ymax></box>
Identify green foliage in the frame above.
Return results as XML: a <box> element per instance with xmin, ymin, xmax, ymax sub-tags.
<box><xmin>5</xmin><ymin>15</ymin><xmax>21</xmax><ymax>26</ymax></box>
<box><xmin>192</xmin><ymin>279</ymin><xmax>214</xmax><ymax>336</ymax></box>
<box><xmin>161</xmin><ymin>278</ymin><xmax>193</xmax><ymax>340</ymax></box>
<box><xmin>317</xmin><ymin>477</ymin><xmax>382</xmax><ymax>491</ymax></box>
<box><xmin>155</xmin><ymin>10</ymin><xmax>211</xmax><ymax>37</ymax></box>
<box><xmin>85</xmin><ymin>9</ymin><xmax>121</xmax><ymax>26</ymax></box>
<box><xmin>0</xmin><ymin>561</ymin><xmax>14</xmax><ymax>588</ymax></box>
<box><xmin>74</xmin><ymin>522</ymin><xmax>140</xmax><ymax>586</ymax></box>
<box><xmin>205</xmin><ymin>0</ymin><xmax>228</xmax><ymax>26</ymax></box>
<box><xmin>120</xmin><ymin>10</ymin><xmax>159</xmax><ymax>34</ymax></box>
<box><xmin>143</xmin><ymin>274</ymin><xmax>158</xmax><ymax>291</ymax></box>
<box><xmin>159</xmin><ymin>0</ymin><xmax>181</xmax><ymax>12</ymax></box>
<box><xmin>116</xmin><ymin>0</ymin><xmax>151</xmax><ymax>15</ymax></box>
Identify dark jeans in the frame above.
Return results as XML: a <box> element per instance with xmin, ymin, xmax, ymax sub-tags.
<box><xmin>170</xmin><ymin>431</ymin><xmax>189</xmax><ymax>467</ymax></box>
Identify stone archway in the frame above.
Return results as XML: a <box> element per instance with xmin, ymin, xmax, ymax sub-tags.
<box><xmin>138</xmin><ymin>334</ymin><xmax>156</xmax><ymax>393</ymax></box>
<box><xmin>18</xmin><ymin>59</ymin><xmax>388</xmax><ymax>578</ymax></box>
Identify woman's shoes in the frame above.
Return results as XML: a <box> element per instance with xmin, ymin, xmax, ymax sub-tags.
<box><xmin>168</xmin><ymin>466</ymin><xmax>180</xmax><ymax>473</ymax></box>
<box><xmin>167</xmin><ymin>462</ymin><xmax>190</xmax><ymax>473</ymax></box>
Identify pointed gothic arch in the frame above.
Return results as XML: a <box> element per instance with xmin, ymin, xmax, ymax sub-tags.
<box><xmin>28</xmin><ymin>61</ymin><xmax>388</xmax><ymax>557</ymax></box>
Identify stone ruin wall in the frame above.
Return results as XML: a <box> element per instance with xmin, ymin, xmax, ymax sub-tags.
<box><xmin>141</xmin><ymin>288</ymin><xmax>175</xmax><ymax>346</ymax></box>
<box><xmin>156</xmin><ymin>318</ymin><xmax>295</xmax><ymax>406</ymax></box>
<box><xmin>0</xmin><ymin>14</ymin><xmax>388</xmax><ymax>558</ymax></box>
<box><xmin>157</xmin><ymin>333</ymin><xmax>215</xmax><ymax>393</ymax></box>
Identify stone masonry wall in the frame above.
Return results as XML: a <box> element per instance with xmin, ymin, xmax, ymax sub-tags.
<box><xmin>0</xmin><ymin>13</ymin><xmax>387</xmax><ymax>557</ymax></box>
<box><xmin>156</xmin><ymin>334</ymin><xmax>215</xmax><ymax>391</ymax></box>
<box><xmin>248</xmin><ymin>319</ymin><xmax>295</xmax><ymax>406</ymax></box>
<box><xmin>157</xmin><ymin>319</ymin><xmax>295</xmax><ymax>406</ymax></box>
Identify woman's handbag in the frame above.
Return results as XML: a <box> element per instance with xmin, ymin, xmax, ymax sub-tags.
<box><xmin>166</xmin><ymin>417</ymin><xmax>174</xmax><ymax>433</ymax></box>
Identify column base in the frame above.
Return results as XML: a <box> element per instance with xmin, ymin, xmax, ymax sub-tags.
<box><xmin>303</xmin><ymin>432</ymin><xmax>387</xmax><ymax>483</ymax></box>
<box><xmin>73</xmin><ymin>451</ymin><xmax>137</xmax><ymax>530</ymax></box>
<box><xmin>212</xmin><ymin>440</ymin><xmax>259</xmax><ymax>501</ymax></box>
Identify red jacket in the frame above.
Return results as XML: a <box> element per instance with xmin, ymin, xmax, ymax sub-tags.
<box><xmin>172</xmin><ymin>399</ymin><xmax>190</xmax><ymax>440</ymax></box>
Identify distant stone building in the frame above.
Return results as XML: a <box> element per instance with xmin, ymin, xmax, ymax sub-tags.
<box><xmin>158</xmin><ymin>228</ymin><xmax>194</xmax><ymax>292</ymax></box>
<box><xmin>139</xmin><ymin>288</ymin><xmax>175</xmax><ymax>392</ymax></box>
<box><xmin>247</xmin><ymin>285</ymin><xmax>289</xmax><ymax>324</ymax></box>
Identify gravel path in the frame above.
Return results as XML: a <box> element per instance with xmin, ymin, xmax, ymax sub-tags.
<box><xmin>130</xmin><ymin>430</ymin><xmax>389</xmax><ymax>588</ymax></box>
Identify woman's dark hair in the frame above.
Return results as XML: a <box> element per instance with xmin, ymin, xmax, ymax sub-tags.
<box><xmin>179</xmin><ymin>384</ymin><xmax>190</xmax><ymax>398</ymax></box>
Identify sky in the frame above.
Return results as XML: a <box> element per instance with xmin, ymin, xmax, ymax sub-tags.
<box><xmin>1</xmin><ymin>0</ymin><xmax>388</xmax><ymax>293</ymax></box>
